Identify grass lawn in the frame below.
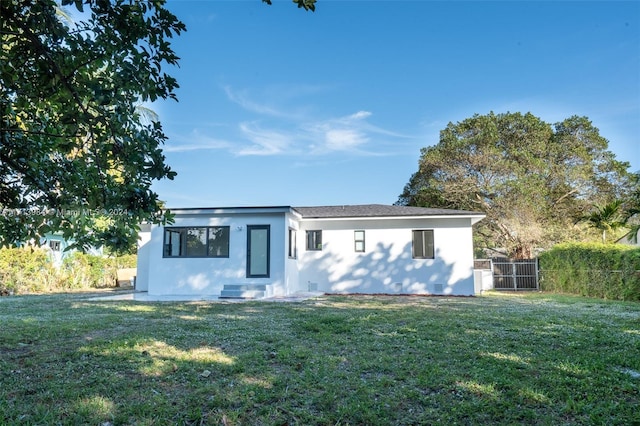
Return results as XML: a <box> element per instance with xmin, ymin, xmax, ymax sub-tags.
<box><xmin>1</xmin><ymin>291</ymin><xmax>639</xmax><ymax>425</ymax></box>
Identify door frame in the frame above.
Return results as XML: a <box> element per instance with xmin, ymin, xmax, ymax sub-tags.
<box><xmin>246</xmin><ymin>225</ymin><xmax>270</xmax><ymax>278</ymax></box>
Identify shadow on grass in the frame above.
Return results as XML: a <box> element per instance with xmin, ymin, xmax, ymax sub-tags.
<box><xmin>1</xmin><ymin>293</ymin><xmax>639</xmax><ymax>424</ymax></box>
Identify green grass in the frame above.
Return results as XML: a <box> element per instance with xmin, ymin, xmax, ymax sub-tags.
<box><xmin>1</xmin><ymin>292</ymin><xmax>639</xmax><ymax>425</ymax></box>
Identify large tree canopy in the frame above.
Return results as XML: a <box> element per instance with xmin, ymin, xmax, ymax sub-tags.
<box><xmin>1</xmin><ymin>0</ymin><xmax>185</xmax><ymax>252</ymax></box>
<box><xmin>397</xmin><ymin>112</ymin><xmax>632</xmax><ymax>258</ymax></box>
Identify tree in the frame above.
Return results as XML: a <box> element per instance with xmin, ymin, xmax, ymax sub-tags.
<box><xmin>397</xmin><ymin>112</ymin><xmax>632</xmax><ymax>259</ymax></box>
<box><xmin>1</xmin><ymin>0</ymin><xmax>186</xmax><ymax>252</ymax></box>
<box><xmin>263</xmin><ymin>0</ymin><xmax>317</xmax><ymax>11</ymax></box>
<box><xmin>622</xmin><ymin>172</ymin><xmax>640</xmax><ymax>244</ymax></box>
<box><xmin>578</xmin><ymin>200</ymin><xmax>626</xmax><ymax>243</ymax></box>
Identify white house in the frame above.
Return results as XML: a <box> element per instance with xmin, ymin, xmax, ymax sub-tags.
<box><xmin>136</xmin><ymin>204</ymin><xmax>485</xmax><ymax>298</ymax></box>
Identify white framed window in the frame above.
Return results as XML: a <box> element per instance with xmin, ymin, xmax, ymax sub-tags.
<box><xmin>412</xmin><ymin>230</ymin><xmax>434</xmax><ymax>259</ymax></box>
<box><xmin>288</xmin><ymin>228</ymin><xmax>297</xmax><ymax>259</ymax></box>
<box><xmin>163</xmin><ymin>227</ymin><xmax>230</xmax><ymax>258</ymax></box>
<box><xmin>306</xmin><ymin>230</ymin><xmax>322</xmax><ymax>251</ymax></box>
<box><xmin>354</xmin><ymin>230</ymin><xmax>365</xmax><ymax>252</ymax></box>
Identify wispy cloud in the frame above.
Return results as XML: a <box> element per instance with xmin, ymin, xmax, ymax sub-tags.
<box><xmin>223</xmin><ymin>86</ymin><xmax>288</xmax><ymax>118</ymax></box>
<box><xmin>176</xmin><ymin>85</ymin><xmax>415</xmax><ymax>157</ymax></box>
<box><xmin>164</xmin><ymin>129</ymin><xmax>233</xmax><ymax>153</ymax></box>
<box><xmin>304</xmin><ymin>110</ymin><xmax>373</xmax><ymax>154</ymax></box>
<box><xmin>236</xmin><ymin>122</ymin><xmax>296</xmax><ymax>156</ymax></box>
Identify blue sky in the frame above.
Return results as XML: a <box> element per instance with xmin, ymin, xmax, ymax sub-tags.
<box><xmin>151</xmin><ymin>0</ymin><xmax>640</xmax><ymax>208</ymax></box>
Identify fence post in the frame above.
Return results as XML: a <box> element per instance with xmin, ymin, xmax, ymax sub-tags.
<box><xmin>513</xmin><ymin>261</ymin><xmax>518</xmax><ymax>291</ymax></box>
<box><xmin>535</xmin><ymin>258</ymin><xmax>540</xmax><ymax>290</ymax></box>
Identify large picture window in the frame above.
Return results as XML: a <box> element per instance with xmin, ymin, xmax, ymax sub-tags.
<box><xmin>412</xmin><ymin>230</ymin><xmax>434</xmax><ymax>259</ymax></box>
<box><xmin>163</xmin><ymin>227</ymin><xmax>230</xmax><ymax>258</ymax></box>
<box><xmin>306</xmin><ymin>230</ymin><xmax>322</xmax><ymax>251</ymax></box>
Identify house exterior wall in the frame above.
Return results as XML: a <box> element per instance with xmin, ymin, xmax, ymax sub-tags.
<box><xmin>136</xmin><ymin>208</ymin><xmax>480</xmax><ymax>297</ymax></box>
<box><xmin>297</xmin><ymin>217</ymin><xmax>476</xmax><ymax>295</ymax></box>
<box><xmin>143</xmin><ymin>212</ymin><xmax>288</xmax><ymax>296</ymax></box>
<box><xmin>284</xmin><ymin>212</ymin><xmax>303</xmax><ymax>294</ymax></box>
<box><xmin>136</xmin><ymin>223</ymin><xmax>152</xmax><ymax>291</ymax></box>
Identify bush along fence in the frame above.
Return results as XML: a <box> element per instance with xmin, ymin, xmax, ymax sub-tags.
<box><xmin>0</xmin><ymin>247</ymin><xmax>136</xmax><ymax>295</ymax></box>
<box><xmin>538</xmin><ymin>243</ymin><xmax>640</xmax><ymax>301</ymax></box>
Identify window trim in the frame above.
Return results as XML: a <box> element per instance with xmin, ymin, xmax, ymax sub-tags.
<box><xmin>412</xmin><ymin>229</ymin><xmax>434</xmax><ymax>259</ymax></box>
<box><xmin>163</xmin><ymin>226</ymin><xmax>230</xmax><ymax>258</ymax></box>
<box><xmin>306</xmin><ymin>230</ymin><xmax>322</xmax><ymax>251</ymax></box>
<box><xmin>354</xmin><ymin>230</ymin><xmax>365</xmax><ymax>252</ymax></box>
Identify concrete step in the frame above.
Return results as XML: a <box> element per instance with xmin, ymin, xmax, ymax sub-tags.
<box><xmin>219</xmin><ymin>283</ymin><xmax>267</xmax><ymax>299</ymax></box>
<box><xmin>219</xmin><ymin>290</ymin><xmax>265</xmax><ymax>299</ymax></box>
<box><xmin>222</xmin><ymin>284</ymin><xmax>267</xmax><ymax>291</ymax></box>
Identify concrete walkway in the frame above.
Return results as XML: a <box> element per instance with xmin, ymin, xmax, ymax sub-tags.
<box><xmin>88</xmin><ymin>291</ymin><xmax>324</xmax><ymax>303</ymax></box>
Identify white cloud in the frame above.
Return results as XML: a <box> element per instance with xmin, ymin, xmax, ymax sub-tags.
<box><xmin>348</xmin><ymin>110</ymin><xmax>372</xmax><ymax>120</ymax></box>
<box><xmin>164</xmin><ymin>130</ymin><xmax>232</xmax><ymax>153</ymax></box>
<box><xmin>224</xmin><ymin>86</ymin><xmax>286</xmax><ymax>118</ymax></box>
<box><xmin>236</xmin><ymin>122</ymin><xmax>295</xmax><ymax>156</ymax></box>
<box><xmin>183</xmin><ymin>85</ymin><xmax>414</xmax><ymax>157</ymax></box>
<box><xmin>325</xmin><ymin>129</ymin><xmax>369</xmax><ymax>151</ymax></box>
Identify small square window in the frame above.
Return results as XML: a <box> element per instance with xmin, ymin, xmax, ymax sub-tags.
<box><xmin>49</xmin><ymin>240</ymin><xmax>61</xmax><ymax>251</ymax></box>
<box><xmin>306</xmin><ymin>230</ymin><xmax>322</xmax><ymax>251</ymax></box>
<box><xmin>412</xmin><ymin>230</ymin><xmax>434</xmax><ymax>259</ymax></box>
<box><xmin>354</xmin><ymin>230</ymin><xmax>365</xmax><ymax>252</ymax></box>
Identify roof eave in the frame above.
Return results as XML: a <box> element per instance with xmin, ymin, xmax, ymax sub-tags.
<box><xmin>299</xmin><ymin>214</ymin><xmax>486</xmax><ymax>222</ymax></box>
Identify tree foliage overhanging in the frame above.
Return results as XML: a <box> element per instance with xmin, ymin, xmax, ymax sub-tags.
<box><xmin>397</xmin><ymin>112</ymin><xmax>635</xmax><ymax>258</ymax></box>
<box><xmin>0</xmin><ymin>0</ymin><xmax>186</xmax><ymax>252</ymax></box>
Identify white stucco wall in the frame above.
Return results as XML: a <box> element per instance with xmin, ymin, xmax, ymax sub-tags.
<box><xmin>284</xmin><ymin>213</ymin><xmax>303</xmax><ymax>294</ymax></box>
<box><xmin>145</xmin><ymin>212</ymin><xmax>288</xmax><ymax>296</ymax></box>
<box><xmin>138</xmin><ymin>209</ymin><xmax>480</xmax><ymax>297</ymax></box>
<box><xmin>135</xmin><ymin>223</ymin><xmax>152</xmax><ymax>291</ymax></box>
<box><xmin>297</xmin><ymin>217</ymin><xmax>476</xmax><ymax>296</ymax></box>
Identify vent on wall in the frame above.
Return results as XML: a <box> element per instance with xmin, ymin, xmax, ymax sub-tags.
<box><xmin>433</xmin><ymin>283</ymin><xmax>444</xmax><ymax>294</ymax></box>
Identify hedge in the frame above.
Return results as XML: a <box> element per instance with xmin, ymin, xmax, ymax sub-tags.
<box><xmin>0</xmin><ymin>247</ymin><xmax>136</xmax><ymax>295</ymax></box>
<box><xmin>539</xmin><ymin>243</ymin><xmax>640</xmax><ymax>301</ymax></box>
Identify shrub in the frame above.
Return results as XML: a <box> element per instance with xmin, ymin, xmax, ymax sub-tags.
<box><xmin>539</xmin><ymin>243</ymin><xmax>640</xmax><ymax>301</ymax></box>
<box><xmin>0</xmin><ymin>247</ymin><xmax>59</xmax><ymax>295</ymax></box>
<box><xmin>61</xmin><ymin>252</ymin><xmax>129</xmax><ymax>288</ymax></box>
<box><xmin>0</xmin><ymin>247</ymin><xmax>136</xmax><ymax>295</ymax></box>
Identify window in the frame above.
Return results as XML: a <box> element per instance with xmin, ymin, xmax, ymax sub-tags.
<box><xmin>306</xmin><ymin>230</ymin><xmax>322</xmax><ymax>251</ymax></box>
<box><xmin>288</xmin><ymin>228</ymin><xmax>297</xmax><ymax>258</ymax></box>
<box><xmin>412</xmin><ymin>230</ymin><xmax>434</xmax><ymax>259</ymax></box>
<box><xmin>163</xmin><ymin>227</ymin><xmax>230</xmax><ymax>258</ymax></box>
<box><xmin>354</xmin><ymin>230</ymin><xmax>365</xmax><ymax>252</ymax></box>
<box><xmin>49</xmin><ymin>240</ymin><xmax>61</xmax><ymax>251</ymax></box>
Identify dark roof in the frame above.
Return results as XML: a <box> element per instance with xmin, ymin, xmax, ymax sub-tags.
<box><xmin>292</xmin><ymin>204</ymin><xmax>484</xmax><ymax>219</ymax></box>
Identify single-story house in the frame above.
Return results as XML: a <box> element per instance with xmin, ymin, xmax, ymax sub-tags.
<box><xmin>136</xmin><ymin>204</ymin><xmax>485</xmax><ymax>298</ymax></box>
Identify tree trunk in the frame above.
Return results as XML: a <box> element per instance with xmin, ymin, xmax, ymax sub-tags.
<box><xmin>513</xmin><ymin>245</ymin><xmax>533</xmax><ymax>260</ymax></box>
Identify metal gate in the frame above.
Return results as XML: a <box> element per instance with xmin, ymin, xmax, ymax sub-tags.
<box><xmin>492</xmin><ymin>258</ymin><xmax>539</xmax><ymax>290</ymax></box>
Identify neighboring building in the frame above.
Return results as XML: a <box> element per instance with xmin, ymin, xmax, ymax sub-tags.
<box><xmin>136</xmin><ymin>204</ymin><xmax>485</xmax><ymax>298</ymax></box>
<box><xmin>40</xmin><ymin>233</ymin><xmax>70</xmax><ymax>267</ymax></box>
<box><xmin>39</xmin><ymin>233</ymin><xmax>103</xmax><ymax>267</ymax></box>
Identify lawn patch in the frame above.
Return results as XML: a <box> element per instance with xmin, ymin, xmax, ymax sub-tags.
<box><xmin>1</xmin><ymin>292</ymin><xmax>638</xmax><ymax>425</ymax></box>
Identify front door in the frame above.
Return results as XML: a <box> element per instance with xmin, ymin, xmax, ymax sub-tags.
<box><xmin>247</xmin><ymin>225</ymin><xmax>270</xmax><ymax>278</ymax></box>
